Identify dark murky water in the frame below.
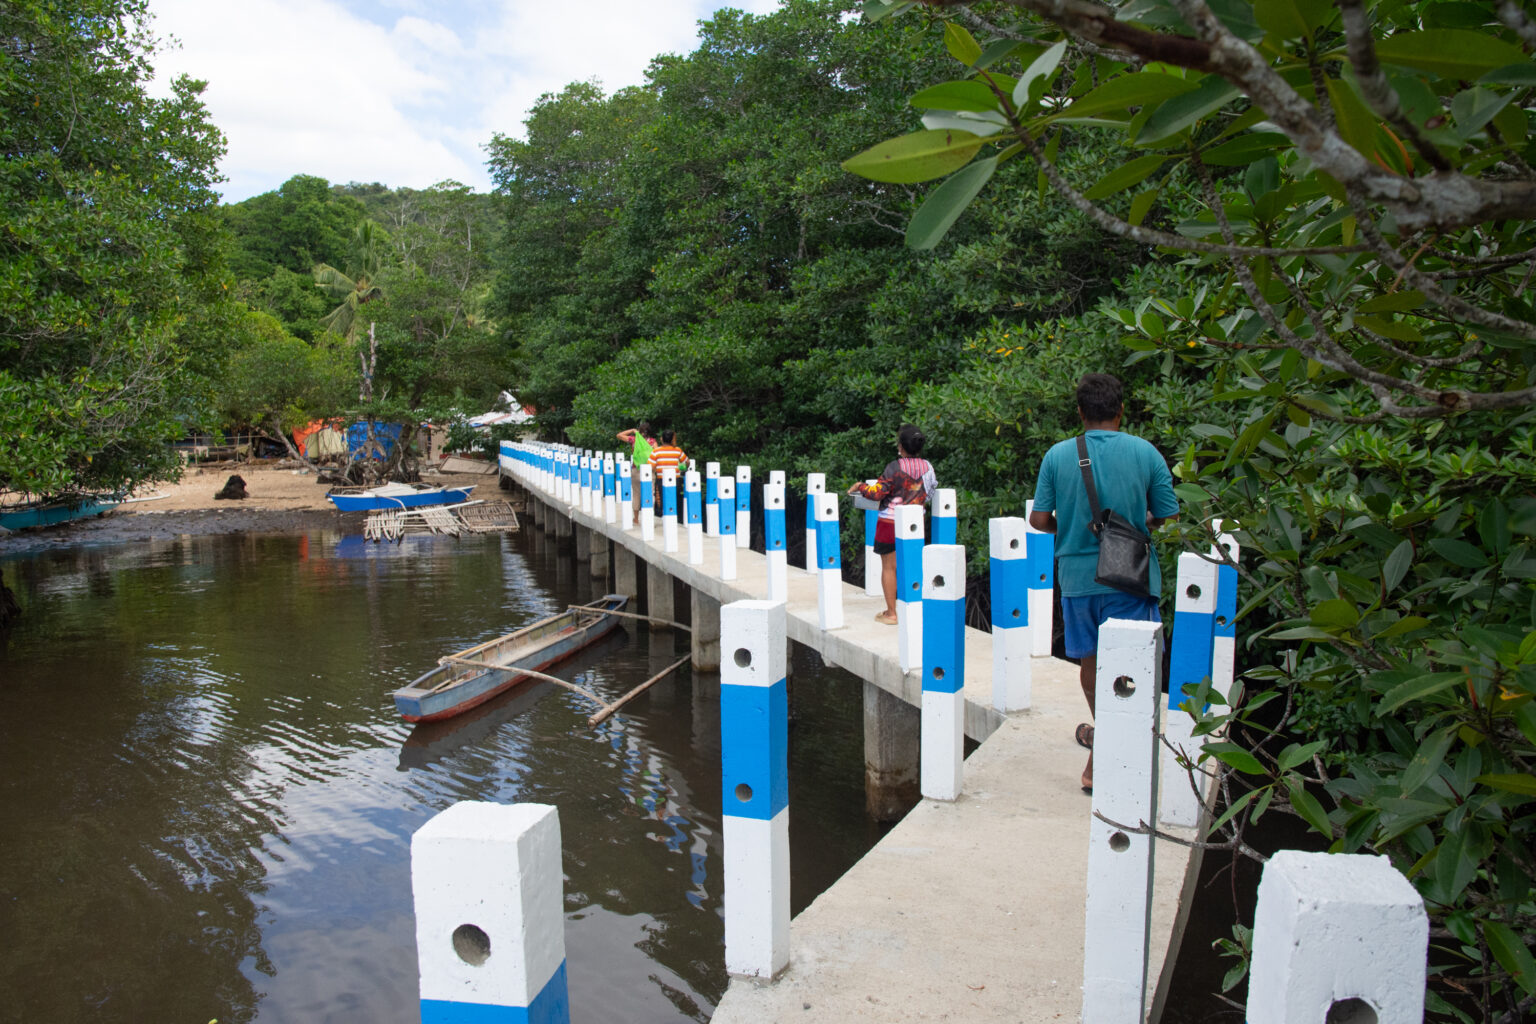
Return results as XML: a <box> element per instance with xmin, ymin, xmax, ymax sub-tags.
<box><xmin>0</xmin><ymin>524</ymin><xmax>885</xmax><ymax>1023</ymax></box>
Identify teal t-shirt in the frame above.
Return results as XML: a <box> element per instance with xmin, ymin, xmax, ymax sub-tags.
<box><xmin>1033</xmin><ymin>430</ymin><xmax>1178</xmax><ymax>597</ymax></box>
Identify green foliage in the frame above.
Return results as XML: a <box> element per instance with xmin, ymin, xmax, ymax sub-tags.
<box><xmin>0</xmin><ymin>0</ymin><xmax>233</xmax><ymax>498</ymax></box>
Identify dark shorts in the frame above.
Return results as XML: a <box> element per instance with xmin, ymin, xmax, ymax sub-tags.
<box><xmin>872</xmin><ymin>517</ymin><xmax>895</xmax><ymax>555</ymax></box>
<box><xmin>1061</xmin><ymin>592</ymin><xmax>1161</xmax><ymax>659</ymax></box>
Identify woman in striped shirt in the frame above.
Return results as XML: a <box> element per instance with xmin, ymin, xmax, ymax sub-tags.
<box><xmin>848</xmin><ymin>424</ymin><xmax>937</xmax><ymax>624</ymax></box>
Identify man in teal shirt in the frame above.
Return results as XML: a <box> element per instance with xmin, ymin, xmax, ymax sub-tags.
<box><xmin>1029</xmin><ymin>374</ymin><xmax>1178</xmax><ymax>793</ymax></box>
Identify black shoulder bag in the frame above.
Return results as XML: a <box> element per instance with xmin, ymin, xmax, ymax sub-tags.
<box><xmin>1076</xmin><ymin>434</ymin><xmax>1153</xmax><ymax>600</ymax></box>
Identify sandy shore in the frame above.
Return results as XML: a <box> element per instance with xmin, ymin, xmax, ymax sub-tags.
<box><xmin>0</xmin><ymin>462</ymin><xmax>501</xmax><ymax>555</ymax></box>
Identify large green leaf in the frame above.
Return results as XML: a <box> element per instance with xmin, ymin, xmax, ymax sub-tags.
<box><xmin>1287</xmin><ymin>780</ymin><xmax>1332</xmax><ymax>837</ymax></box>
<box><xmin>1379</xmin><ymin>672</ymin><xmax>1464</xmax><ymax>713</ymax></box>
<box><xmin>1399</xmin><ymin>725</ymin><xmax>1456</xmax><ymax>796</ymax></box>
<box><xmin>944</xmin><ymin>21</ymin><xmax>982</xmax><ymax>67</ymax></box>
<box><xmin>1138</xmin><ymin>75</ymin><xmax>1241</xmax><ymax>146</ymax></box>
<box><xmin>1082</xmin><ymin>154</ymin><xmax>1169</xmax><ymax>201</ymax></box>
<box><xmin>1011</xmin><ymin>40</ymin><xmax>1066</xmax><ymax>110</ymax></box>
<box><xmin>842</xmin><ymin>129</ymin><xmax>986</xmax><ymax>184</ymax></box>
<box><xmin>1475</xmin><ymin>772</ymin><xmax>1536</xmax><ymax>797</ymax></box>
<box><xmin>1254</xmin><ymin>0</ymin><xmax>1334</xmax><ymax>41</ymax></box>
<box><xmin>906</xmin><ymin>157</ymin><xmax>997</xmax><ymax>251</ymax></box>
<box><xmin>1374</xmin><ymin>30</ymin><xmax>1530</xmax><ymax>80</ymax></box>
<box><xmin>1199</xmin><ymin>132</ymin><xmax>1290</xmax><ymax>166</ymax></box>
<box><xmin>1427</xmin><ymin>537</ymin><xmax>1489</xmax><ymax>569</ymax></box>
<box><xmin>1486</xmin><ymin>921</ymin><xmax>1536</xmax><ymax>995</ymax></box>
<box><xmin>1059</xmin><ymin>72</ymin><xmax>1200</xmax><ymax>120</ymax></box>
<box><xmin>1205</xmin><ymin>740</ymin><xmax>1266</xmax><ymax>774</ymax></box>
<box><xmin>912</xmin><ymin>80</ymin><xmax>1004</xmax><ymax>113</ymax></box>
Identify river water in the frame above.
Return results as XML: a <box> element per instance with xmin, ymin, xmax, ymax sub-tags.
<box><xmin>0</xmin><ymin>523</ymin><xmax>885</xmax><ymax>1023</ymax></box>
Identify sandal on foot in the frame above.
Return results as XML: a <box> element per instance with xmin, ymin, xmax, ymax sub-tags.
<box><xmin>874</xmin><ymin>610</ymin><xmax>898</xmax><ymax>625</ymax></box>
<box><xmin>1075</xmin><ymin>723</ymin><xmax>1094</xmax><ymax>750</ymax></box>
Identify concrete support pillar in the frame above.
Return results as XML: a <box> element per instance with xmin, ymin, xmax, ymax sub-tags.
<box><xmin>554</xmin><ymin>510</ymin><xmax>572</xmax><ymax>541</ymax></box>
<box><xmin>648</xmin><ymin>566</ymin><xmax>675</xmax><ymax>629</ymax></box>
<box><xmin>720</xmin><ymin>599</ymin><xmax>790</xmax><ymax>979</ymax></box>
<box><xmin>574</xmin><ymin>523</ymin><xmax>591</xmax><ymax>563</ymax></box>
<box><xmin>613</xmin><ymin>545</ymin><xmax>638</xmax><ymax>600</ymax></box>
<box><xmin>530</xmin><ymin>499</ymin><xmax>543</xmax><ymax>528</ymax></box>
<box><xmin>691</xmin><ymin>589</ymin><xmax>721</xmax><ymax>671</ymax></box>
<box><xmin>863</xmin><ymin>681</ymin><xmax>920</xmax><ymax>822</ymax></box>
<box><xmin>1248</xmin><ymin>852</ymin><xmax>1427</xmax><ymax>1024</ymax></box>
<box><xmin>589</xmin><ymin>534</ymin><xmax>610</xmax><ymax>580</ymax></box>
<box><xmin>412</xmin><ymin>802</ymin><xmax>569</xmax><ymax>1023</ymax></box>
<box><xmin>1082</xmin><ymin>618</ymin><xmax>1162</xmax><ymax>1024</ymax></box>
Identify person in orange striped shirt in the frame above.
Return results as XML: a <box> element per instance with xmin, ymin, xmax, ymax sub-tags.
<box><xmin>647</xmin><ymin>430</ymin><xmax>687</xmax><ymax>513</ymax></box>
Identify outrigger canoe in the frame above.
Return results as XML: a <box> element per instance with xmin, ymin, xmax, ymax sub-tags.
<box><xmin>326</xmin><ymin>482</ymin><xmax>474</xmax><ymax>512</ymax></box>
<box><xmin>392</xmin><ymin>595</ymin><xmax>629</xmax><ymax>722</ymax></box>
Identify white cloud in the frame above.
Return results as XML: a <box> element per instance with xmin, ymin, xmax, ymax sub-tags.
<box><xmin>147</xmin><ymin>0</ymin><xmax>782</xmax><ymax>202</ymax></box>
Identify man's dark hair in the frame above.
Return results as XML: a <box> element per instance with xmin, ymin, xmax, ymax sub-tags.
<box><xmin>898</xmin><ymin>423</ymin><xmax>926</xmax><ymax>456</ymax></box>
<box><xmin>1077</xmin><ymin>374</ymin><xmax>1123</xmax><ymax>422</ymax></box>
<box><xmin>638</xmin><ymin>420</ymin><xmax>651</xmax><ymax>434</ymax></box>
<box><xmin>660</xmin><ymin>429</ymin><xmax>675</xmax><ymax>444</ymax></box>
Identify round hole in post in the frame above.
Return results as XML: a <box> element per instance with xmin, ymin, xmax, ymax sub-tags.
<box><xmin>1011</xmin><ymin>608</ymin><xmax>1020</xmax><ymax>619</ymax></box>
<box><xmin>1038</xmin><ymin>573</ymin><xmax>1047</xmax><ymax>583</ymax></box>
<box><xmin>733</xmin><ymin>647</ymin><xmax>752</xmax><ymax>669</ymax></box>
<box><xmin>772</xmin><ymin>540</ymin><xmax>783</xmax><ymax>549</ymax></box>
<box><xmin>1009</xmin><ymin>538</ymin><xmax>1019</xmax><ymax>550</ymax></box>
<box><xmin>735</xmin><ymin>782</ymin><xmax>754</xmax><ymax>803</ymax></box>
<box><xmin>1216</xmin><ymin>615</ymin><xmax>1227</xmax><ymax>627</ymax></box>
<box><xmin>910</xmin><ymin>581</ymin><xmax>920</xmax><ymax>592</ymax></box>
<box><xmin>1113</xmin><ymin>675</ymin><xmax>1136</xmax><ymax>699</ymax></box>
<box><xmin>1325</xmin><ymin>998</ymin><xmax>1378</xmax><ymax>1024</ymax></box>
<box><xmin>932</xmin><ymin>574</ymin><xmax>945</xmax><ymax>589</ymax></box>
<box><xmin>1185</xmin><ymin>583</ymin><xmax>1202</xmax><ymax>599</ymax></box>
<box><xmin>452</xmin><ymin>923</ymin><xmax>491</xmax><ymax>966</ymax></box>
<box><xmin>1108</xmin><ymin>831</ymin><xmax>1130</xmax><ymax>853</ymax></box>
<box><xmin>907</xmin><ymin>523</ymin><xmax>918</xmax><ymax>535</ymax></box>
<box><xmin>932</xmin><ymin>666</ymin><xmax>944</xmax><ymax>682</ymax></box>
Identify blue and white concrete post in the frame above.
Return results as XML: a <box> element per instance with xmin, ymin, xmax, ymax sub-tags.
<box><xmin>639</xmin><ymin>465</ymin><xmax>655</xmax><ymax>542</ymax></box>
<box><xmin>718</xmin><ymin>476</ymin><xmax>738</xmax><ymax>581</ymax></box>
<box><xmin>581</xmin><ymin>454</ymin><xmax>594</xmax><ymax>515</ymax></box>
<box><xmin>768</xmin><ymin>470</ymin><xmax>785</xmax><ymax>490</ymax></box>
<box><xmin>618</xmin><ymin>457</ymin><xmax>633</xmax><ymax>532</ymax></box>
<box><xmin>921</xmin><ymin>544</ymin><xmax>966</xmax><ymax>800</ymax></box>
<box><xmin>1212</xmin><ymin>524</ymin><xmax>1240</xmax><ymax>703</ymax></box>
<box><xmin>661</xmin><ymin>466</ymin><xmax>679</xmax><ymax>553</ymax></box>
<box><xmin>720</xmin><ymin>599</ymin><xmax>790</xmax><ymax>979</ymax></box>
<box><xmin>412</xmin><ymin>801</ymin><xmax>569</xmax><ymax>1024</ymax></box>
<box><xmin>932</xmin><ymin>488</ymin><xmax>957</xmax><ymax>545</ymax></box>
<box><xmin>1024</xmin><ymin>499</ymin><xmax>1056</xmax><ymax>657</ymax></box>
<box><xmin>735</xmin><ymin>466</ymin><xmax>751</xmax><ymax>549</ymax></box>
<box><xmin>814</xmin><ymin>492</ymin><xmax>843</xmax><ymax>630</ymax></box>
<box><xmin>862</xmin><ymin>495</ymin><xmax>880</xmax><ymax>598</ymax></box>
<box><xmin>894</xmin><ymin>504</ymin><xmax>926</xmax><ymax>673</ymax></box>
<box><xmin>554</xmin><ymin>452</ymin><xmax>566</xmax><ymax>504</ymax></box>
<box><xmin>705</xmin><ymin>462</ymin><xmax>720</xmax><ymax>537</ymax></box>
<box><xmin>1161</xmin><ymin>551</ymin><xmax>1218</xmax><ymax>829</ymax></box>
<box><xmin>1247</xmin><ymin>852</ymin><xmax>1427</xmax><ymax>1024</ymax></box>
<box><xmin>803</xmin><ymin>473</ymin><xmax>824</xmax><ymax>573</ymax></box>
<box><xmin>1082</xmin><ymin>619</ymin><xmax>1162</xmax><ymax>1024</ymax></box>
<box><xmin>988</xmin><ymin>516</ymin><xmax>1031</xmax><ymax>712</ymax></box>
<box><xmin>561</xmin><ymin>452</ymin><xmax>573</xmax><ymax>506</ymax></box>
<box><xmin>763</xmin><ymin>483</ymin><xmax>788</xmax><ymax>603</ymax></box>
<box><xmin>602</xmin><ymin>455</ymin><xmax>617</xmax><ymax>525</ymax></box>
<box><xmin>685</xmin><ymin>470</ymin><xmax>704</xmax><ymax>566</ymax></box>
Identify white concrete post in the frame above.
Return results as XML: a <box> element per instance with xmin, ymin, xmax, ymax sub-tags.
<box><xmin>718</xmin><ymin>476</ymin><xmax>738</xmax><ymax>581</ymax></box>
<box><xmin>921</xmin><ymin>544</ymin><xmax>966</xmax><ymax>800</ymax></box>
<box><xmin>988</xmin><ymin>516</ymin><xmax>1031</xmax><ymax>711</ymax></box>
<box><xmin>720</xmin><ymin>599</ymin><xmax>790</xmax><ymax>979</ymax></box>
<box><xmin>618</xmin><ymin>456</ymin><xmax>633</xmax><ymax>531</ymax></box>
<box><xmin>1023</xmin><ymin>499</ymin><xmax>1056</xmax><ymax>657</ymax></box>
<box><xmin>661</xmin><ymin>466</ymin><xmax>679</xmax><ymax>553</ymax></box>
<box><xmin>894</xmin><ymin>504</ymin><xmax>926</xmax><ymax>673</ymax></box>
<box><xmin>803</xmin><ymin>473</ymin><xmax>825</xmax><ymax>573</ymax></box>
<box><xmin>1161</xmin><ymin>551</ymin><xmax>1218</xmax><ymax>829</ymax></box>
<box><xmin>735</xmin><ymin>466</ymin><xmax>752</xmax><ymax>549</ymax></box>
<box><xmin>412</xmin><ymin>802</ymin><xmax>569</xmax><ymax>1023</ymax></box>
<box><xmin>639</xmin><ymin>464</ymin><xmax>655</xmax><ymax>542</ymax></box>
<box><xmin>814</xmin><ymin>492</ymin><xmax>843</xmax><ymax>631</ymax></box>
<box><xmin>768</xmin><ymin>470</ymin><xmax>785</xmax><ymax>490</ymax></box>
<box><xmin>580</xmin><ymin>454</ymin><xmax>593</xmax><ymax>515</ymax></box>
<box><xmin>602</xmin><ymin>455</ymin><xmax>617</xmax><ymax>525</ymax></box>
<box><xmin>1248</xmin><ymin>852</ymin><xmax>1427</xmax><ymax>1024</ymax></box>
<box><xmin>862</xmin><ymin>493</ymin><xmax>881</xmax><ymax>598</ymax></box>
<box><xmin>1082</xmin><ymin>618</ymin><xmax>1162</xmax><ymax>1024</ymax></box>
<box><xmin>763</xmin><ymin>483</ymin><xmax>788</xmax><ymax>603</ymax></box>
<box><xmin>705</xmin><ymin>461</ymin><xmax>721</xmax><ymax>537</ymax></box>
<box><xmin>685</xmin><ymin>469</ymin><xmax>704</xmax><ymax>566</ymax></box>
<box><xmin>560</xmin><ymin>452</ymin><xmax>572</xmax><ymax>505</ymax></box>
<box><xmin>932</xmin><ymin>488</ymin><xmax>957</xmax><ymax>545</ymax></box>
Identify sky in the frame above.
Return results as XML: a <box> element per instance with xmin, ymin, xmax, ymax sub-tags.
<box><xmin>147</xmin><ymin>0</ymin><xmax>782</xmax><ymax>203</ymax></box>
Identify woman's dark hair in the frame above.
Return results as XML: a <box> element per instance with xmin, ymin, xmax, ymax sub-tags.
<box><xmin>638</xmin><ymin>420</ymin><xmax>651</xmax><ymax>434</ymax></box>
<box><xmin>660</xmin><ymin>429</ymin><xmax>676</xmax><ymax>444</ymax></box>
<box><xmin>898</xmin><ymin>423</ymin><xmax>926</xmax><ymax>456</ymax></box>
<box><xmin>1076</xmin><ymin>373</ymin><xmax>1123</xmax><ymax>422</ymax></box>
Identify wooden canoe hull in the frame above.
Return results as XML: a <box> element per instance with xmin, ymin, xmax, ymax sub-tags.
<box><xmin>0</xmin><ymin>497</ymin><xmax>120</xmax><ymax>530</ymax></box>
<box><xmin>392</xmin><ymin>595</ymin><xmax>628</xmax><ymax>722</ymax></box>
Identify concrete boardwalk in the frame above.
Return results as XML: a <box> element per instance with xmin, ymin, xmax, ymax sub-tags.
<box><xmin>514</xmin><ymin>479</ymin><xmax>1196</xmax><ymax>1023</ymax></box>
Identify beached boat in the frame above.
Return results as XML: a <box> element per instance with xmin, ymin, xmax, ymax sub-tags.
<box><xmin>325</xmin><ymin>482</ymin><xmax>474</xmax><ymax>512</ymax></box>
<box><xmin>0</xmin><ymin>494</ymin><xmax>121</xmax><ymax>531</ymax></box>
<box><xmin>392</xmin><ymin>595</ymin><xmax>629</xmax><ymax>722</ymax></box>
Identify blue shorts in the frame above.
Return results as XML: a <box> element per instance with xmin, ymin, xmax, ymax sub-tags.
<box><xmin>1061</xmin><ymin>593</ymin><xmax>1161</xmax><ymax>659</ymax></box>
